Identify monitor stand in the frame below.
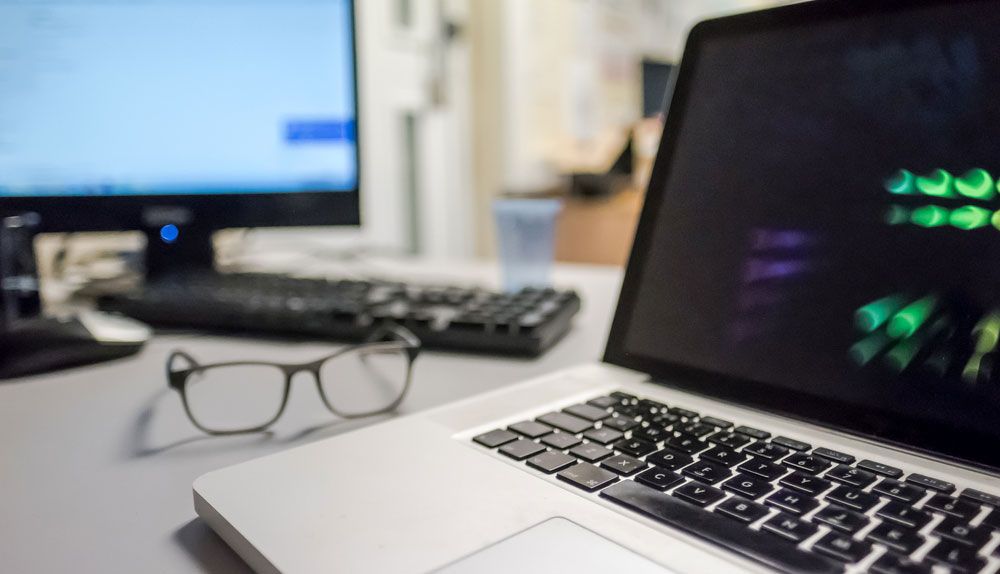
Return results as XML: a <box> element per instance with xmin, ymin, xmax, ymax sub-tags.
<box><xmin>143</xmin><ymin>226</ymin><xmax>216</xmax><ymax>279</ymax></box>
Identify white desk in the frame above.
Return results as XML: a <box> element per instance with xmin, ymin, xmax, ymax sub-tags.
<box><xmin>0</xmin><ymin>260</ymin><xmax>622</xmax><ymax>573</ymax></box>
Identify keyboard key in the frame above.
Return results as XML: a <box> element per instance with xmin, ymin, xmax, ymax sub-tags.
<box><xmin>586</xmin><ymin>396</ymin><xmax>617</xmax><ymax>409</ymax></box>
<box><xmin>825</xmin><ymin>464</ymin><xmax>877</xmax><ymax>488</ymax></box>
<box><xmin>537</xmin><ymin>412</ymin><xmax>592</xmax><ymax>434</ymax></box>
<box><xmin>722</xmin><ymin>473</ymin><xmax>774</xmax><ymax>499</ymax></box>
<box><xmin>783</xmin><ymin>452</ymin><xmax>832</xmax><ymax>475</ymax></box>
<box><xmin>983</xmin><ymin>509</ymin><xmax>1000</xmax><ymax>530</ymax></box>
<box><xmin>869</xmin><ymin>553</ymin><xmax>932</xmax><ymax>574</ymax></box>
<box><xmin>602</xmin><ymin>415</ymin><xmax>639</xmax><ymax>432</ymax></box>
<box><xmin>699</xmin><ymin>416</ymin><xmax>733</xmax><ymax>429</ymax></box>
<box><xmin>872</xmin><ymin>478</ymin><xmax>925</xmax><ymax>504</ymax></box>
<box><xmin>715</xmin><ymin>497</ymin><xmax>769</xmax><ymax>524</ymax></box>
<box><xmin>563</xmin><ymin>403</ymin><xmax>611</xmax><ymax>422</ymax></box>
<box><xmin>569</xmin><ymin>442</ymin><xmax>614</xmax><ymax>463</ymax></box>
<box><xmin>499</xmin><ymin>439</ymin><xmax>546</xmax><ymax>461</ymax></box>
<box><xmin>556</xmin><ymin>463</ymin><xmax>618</xmax><ymax>492</ymax></box>
<box><xmin>643</xmin><ymin>447</ymin><xmax>689</xmax><ymax>469</ymax></box>
<box><xmin>924</xmin><ymin>494</ymin><xmax>979</xmax><ymax>521</ymax></box>
<box><xmin>867</xmin><ymin>522</ymin><xmax>925</xmax><ymax>554</ymax></box>
<box><xmin>609</xmin><ymin>391</ymin><xmax>637</xmax><ymax>404</ymax></box>
<box><xmin>600</xmin><ymin>481</ymin><xmax>841</xmax><ymax>573</ymax></box>
<box><xmin>676</xmin><ymin>422</ymin><xmax>715</xmax><ymax>437</ymax></box>
<box><xmin>526</xmin><ymin>450</ymin><xmax>577</xmax><ymax>473</ymax></box>
<box><xmin>960</xmin><ymin>488</ymin><xmax>1000</xmax><ymax>508</ymax></box>
<box><xmin>812</xmin><ymin>447</ymin><xmax>855</xmax><ymax>465</ymax></box>
<box><xmin>738</xmin><ymin>458</ymin><xmax>789</xmax><ymax>481</ymax></box>
<box><xmin>635</xmin><ymin>467</ymin><xmax>684</xmax><ymax>491</ymax></box>
<box><xmin>814</xmin><ymin>505</ymin><xmax>869</xmax><ymax>534</ymax></box>
<box><xmin>905</xmin><ymin>473</ymin><xmax>955</xmax><ymax>494</ymax></box>
<box><xmin>508</xmin><ymin>420</ymin><xmax>553</xmax><ymax>439</ymax></box>
<box><xmin>932</xmin><ymin>517</ymin><xmax>991</xmax><ymax>548</ymax></box>
<box><xmin>636</xmin><ymin>399</ymin><xmax>668</xmax><ymax>417</ymax></box>
<box><xmin>582</xmin><ymin>427</ymin><xmax>623</xmax><ymax>445</ymax></box>
<box><xmin>925</xmin><ymin>539</ymin><xmax>986</xmax><ymax>573</ymax></box>
<box><xmin>473</xmin><ymin>429</ymin><xmax>518</xmax><ymax>448</ymax></box>
<box><xmin>663</xmin><ymin>434</ymin><xmax>710</xmax><ymax>455</ymax></box>
<box><xmin>826</xmin><ymin>485</ymin><xmax>879</xmax><ymax>512</ymax></box>
<box><xmin>682</xmin><ymin>460</ymin><xmax>732</xmax><ymax>485</ymax></box>
<box><xmin>700</xmin><ymin>446</ymin><xmax>750</xmax><ymax>468</ymax></box>
<box><xmin>779</xmin><ymin>471</ymin><xmax>831</xmax><ymax>496</ymax></box>
<box><xmin>540</xmin><ymin>431</ymin><xmax>582</xmax><ymax>450</ymax></box>
<box><xmin>857</xmin><ymin>459</ymin><xmax>903</xmax><ymax>478</ymax></box>
<box><xmin>613</xmin><ymin>404</ymin><xmax>641</xmax><ymax>418</ymax></box>
<box><xmin>813</xmin><ymin>532</ymin><xmax>872</xmax><ymax>564</ymax></box>
<box><xmin>733</xmin><ymin>425</ymin><xmax>770</xmax><ymax>440</ymax></box>
<box><xmin>876</xmin><ymin>501</ymin><xmax>932</xmax><ymax>530</ymax></box>
<box><xmin>632</xmin><ymin>425</ymin><xmax>670</xmax><ymax>444</ymax></box>
<box><xmin>672</xmin><ymin>481</ymin><xmax>725</xmax><ymax>507</ymax></box>
<box><xmin>649</xmin><ymin>412</ymin><xmax>680</xmax><ymax>427</ymax></box>
<box><xmin>765</xmin><ymin>488</ymin><xmax>819</xmax><ymax>516</ymax></box>
<box><xmin>613</xmin><ymin>438</ymin><xmax>657</xmax><ymax>458</ymax></box>
<box><xmin>772</xmin><ymin>436</ymin><xmax>811</xmax><ymax>452</ymax></box>
<box><xmin>744</xmin><ymin>441</ymin><xmax>789</xmax><ymax>461</ymax></box>
<box><xmin>706</xmin><ymin>431</ymin><xmax>751</xmax><ymax>449</ymax></box>
<box><xmin>762</xmin><ymin>512</ymin><xmax>818</xmax><ymax>543</ymax></box>
<box><xmin>668</xmin><ymin>406</ymin><xmax>699</xmax><ymax>419</ymax></box>
<box><xmin>600</xmin><ymin>454</ymin><xmax>646</xmax><ymax>476</ymax></box>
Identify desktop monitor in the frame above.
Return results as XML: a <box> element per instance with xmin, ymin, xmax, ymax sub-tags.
<box><xmin>0</xmin><ymin>0</ymin><xmax>361</xmax><ymax>276</ymax></box>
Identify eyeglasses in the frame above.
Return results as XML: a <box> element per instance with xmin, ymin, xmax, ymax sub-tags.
<box><xmin>166</xmin><ymin>325</ymin><xmax>421</xmax><ymax>435</ymax></box>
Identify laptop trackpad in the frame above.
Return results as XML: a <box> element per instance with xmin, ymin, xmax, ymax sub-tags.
<box><xmin>435</xmin><ymin>517</ymin><xmax>675</xmax><ymax>574</ymax></box>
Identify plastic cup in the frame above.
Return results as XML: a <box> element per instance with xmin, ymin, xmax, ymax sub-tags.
<box><xmin>493</xmin><ymin>198</ymin><xmax>562</xmax><ymax>292</ymax></box>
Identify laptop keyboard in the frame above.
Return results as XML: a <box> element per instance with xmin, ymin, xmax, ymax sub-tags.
<box><xmin>471</xmin><ymin>391</ymin><xmax>1000</xmax><ymax>574</ymax></box>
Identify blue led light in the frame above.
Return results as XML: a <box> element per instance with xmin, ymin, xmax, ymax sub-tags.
<box><xmin>159</xmin><ymin>224</ymin><xmax>179</xmax><ymax>243</ymax></box>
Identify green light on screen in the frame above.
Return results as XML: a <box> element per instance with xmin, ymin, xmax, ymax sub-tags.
<box><xmin>911</xmin><ymin>205</ymin><xmax>949</xmax><ymax>227</ymax></box>
<box><xmin>950</xmin><ymin>205</ymin><xmax>992</xmax><ymax>230</ymax></box>
<box><xmin>886</xmin><ymin>295</ymin><xmax>937</xmax><ymax>339</ymax></box>
<box><xmin>955</xmin><ymin>169</ymin><xmax>996</xmax><ymax>200</ymax></box>
<box><xmin>849</xmin><ymin>332</ymin><xmax>891</xmax><ymax>366</ymax></box>
<box><xmin>884</xmin><ymin>169</ymin><xmax>916</xmax><ymax>195</ymax></box>
<box><xmin>915</xmin><ymin>169</ymin><xmax>955</xmax><ymax>197</ymax></box>
<box><xmin>885</xmin><ymin>205</ymin><xmax>909</xmax><ymax>225</ymax></box>
<box><xmin>855</xmin><ymin>295</ymin><xmax>908</xmax><ymax>333</ymax></box>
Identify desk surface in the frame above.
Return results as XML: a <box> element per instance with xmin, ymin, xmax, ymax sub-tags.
<box><xmin>0</xmin><ymin>259</ymin><xmax>623</xmax><ymax>573</ymax></box>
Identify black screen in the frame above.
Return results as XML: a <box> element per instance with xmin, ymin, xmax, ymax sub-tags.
<box><xmin>608</xmin><ymin>1</ymin><xmax>1000</xmax><ymax>472</ymax></box>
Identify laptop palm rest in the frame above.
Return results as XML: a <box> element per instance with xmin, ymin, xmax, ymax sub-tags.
<box><xmin>434</xmin><ymin>517</ymin><xmax>674</xmax><ymax>574</ymax></box>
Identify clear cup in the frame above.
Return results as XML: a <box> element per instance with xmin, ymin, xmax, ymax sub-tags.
<box><xmin>493</xmin><ymin>198</ymin><xmax>562</xmax><ymax>292</ymax></box>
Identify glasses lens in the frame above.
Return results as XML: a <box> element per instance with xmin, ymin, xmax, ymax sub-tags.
<box><xmin>183</xmin><ymin>364</ymin><xmax>286</xmax><ymax>432</ymax></box>
<box><xmin>318</xmin><ymin>343</ymin><xmax>410</xmax><ymax>416</ymax></box>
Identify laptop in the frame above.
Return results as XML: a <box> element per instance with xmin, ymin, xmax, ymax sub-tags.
<box><xmin>193</xmin><ymin>2</ymin><xmax>1000</xmax><ymax>572</ymax></box>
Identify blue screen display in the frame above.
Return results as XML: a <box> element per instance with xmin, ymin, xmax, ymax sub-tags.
<box><xmin>0</xmin><ymin>0</ymin><xmax>358</xmax><ymax>197</ymax></box>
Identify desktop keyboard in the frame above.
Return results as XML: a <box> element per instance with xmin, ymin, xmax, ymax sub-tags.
<box><xmin>97</xmin><ymin>272</ymin><xmax>580</xmax><ymax>356</ymax></box>
<box><xmin>473</xmin><ymin>391</ymin><xmax>1000</xmax><ymax>573</ymax></box>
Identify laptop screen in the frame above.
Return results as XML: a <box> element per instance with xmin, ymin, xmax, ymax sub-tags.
<box><xmin>608</xmin><ymin>0</ymin><xmax>1000</xmax><ymax>471</ymax></box>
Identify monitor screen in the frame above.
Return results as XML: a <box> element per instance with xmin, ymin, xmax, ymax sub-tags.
<box><xmin>0</xmin><ymin>0</ymin><xmax>357</xmax><ymax>197</ymax></box>
<box><xmin>610</xmin><ymin>1</ymin><xmax>1000</xmax><ymax>469</ymax></box>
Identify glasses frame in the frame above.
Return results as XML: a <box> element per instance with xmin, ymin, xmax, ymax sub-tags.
<box><xmin>166</xmin><ymin>324</ymin><xmax>422</xmax><ymax>435</ymax></box>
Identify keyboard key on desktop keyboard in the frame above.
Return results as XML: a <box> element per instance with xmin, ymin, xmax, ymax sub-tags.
<box><xmin>733</xmin><ymin>425</ymin><xmax>770</xmax><ymax>440</ymax></box>
<box><xmin>814</xmin><ymin>505</ymin><xmax>869</xmax><ymax>534</ymax></box>
<box><xmin>738</xmin><ymin>458</ymin><xmax>788</xmax><ymax>481</ymax></box>
<box><xmin>682</xmin><ymin>460</ymin><xmax>732</xmax><ymax>485</ymax></box>
<box><xmin>722</xmin><ymin>473</ymin><xmax>774</xmax><ymax>499</ymax></box>
<box><xmin>537</xmin><ymin>412</ymin><xmax>592</xmax><ymax>434</ymax></box>
<box><xmin>600</xmin><ymin>481</ymin><xmax>841</xmax><ymax>573</ymax></box>
<box><xmin>557</xmin><ymin>463</ymin><xmax>618</xmax><ymax>492</ymax></box>
<box><xmin>473</xmin><ymin>429</ymin><xmax>518</xmax><ymax>448</ymax></box>
<box><xmin>771</xmin><ymin>436</ymin><xmax>811</xmax><ymax>452</ymax></box>
<box><xmin>499</xmin><ymin>439</ymin><xmax>547</xmax><ymax>460</ymax></box>
<box><xmin>600</xmin><ymin>454</ymin><xmax>646</xmax><ymax>476</ymax></box>
<box><xmin>664</xmin><ymin>434</ymin><xmax>710</xmax><ymax>455</ymax></box>
<box><xmin>761</xmin><ymin>512</ymin><xmax>818</xmax><ymax>543</ymax></box>
<box><xmin>905</xmin><ymin>473</ymin><xmax>955</xmax><ymax>494</ymax></box>
<box><xmin>825</xmin><ymin>485</ymin><xmax>880</xmax><ymax>512</ymax></box>
<box><xmin>778</xmin><ymin>471</ymin><xmax>831</xmax><ymax>496</ymax></box>
<box><xmin>613</xmin><ymin>438</ymin><xmax>657</xmax><ymax>458</ymax></box>
<box><xmin>876</xmin><ymin>501</ymin><xmax>932</xmax><ymax>530</ymax></box>
<box><xmin>765</xmin><ymin>489</ymin><xmax>819</xmax><ymax>515</ymax></box>
<box><xmin>526</xmin><ymin>451</ymin><xmax>577</xmax><ymax>474</ymax></box>
<box><xmin>744</xmin><ymin>441</ymin><xmax>789</xmax><ymax>460</ymax></box>
<box><xmin>715</xmin><ymin>497</ymin><xmax>769</xmax><ymax>524</ymax></box>
<box><xmin>646</xmin><ymin>449</ymin><xmax>693</xmax><ymax>471</ymax></box>
<box><xmin>857</xmin><ymin>459</ymin><xmax>904</xmax><ymax>478</ymax></box>
<box><xmin>569</xmin><ymin>443</ymin><xmax>614</xmax><ymax>463</ymax></box>
<box><xmin>923</xmin><ymin>494</ymin><xmax>980</xmax><ymax>521</ymax></box>
<box><xmin>540</xmin><ymin>432</ymin><xmax>581</xmax><ymax>450</ymax></box>
<box><xmin>812</xmin><ymin>532</ymin><xmax>872</xmax><ymax>564</ymax></box>
<box><xmin>508</xmin><ymin>420</ymin><xmax>553</xmax><ymax>439</ymax></box>
<box><xmin>825</xmin><ymin>464</ymin><xmax>877</xmax><ymax>488</ymax></box>
<box><xmin>635</xmin><ymin>468</ymin><xmax>684</xmax><ymax>491</ymax></box>
<box><xmin>924</xmin><ymin>539</ymin><xmax>986</xmax><ymax>573</ymax></box>
<box><xmin>672</xmin><ymin>481</ymin><xmax>726</xmax><ymax>506</ymax></box>
<box><xmin>812</xmin><ymin>447</ymin><xmax>855</xmax><ymax>465</ymax></box>
<box><xmin>872</xmin><ymin>478</ymin><xmax>925</xmax><ymax>503</ymax></box>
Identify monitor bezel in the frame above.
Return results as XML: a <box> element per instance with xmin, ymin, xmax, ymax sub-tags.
<box><xmin>604</xmin><ymin>0</ymin><xmax>1000</xmax><ymax>474</ymax></box>
<box><xmin>1</xmin><ymin>0</ymin><xmax>362</xmax><ymax>234</ymax></box>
